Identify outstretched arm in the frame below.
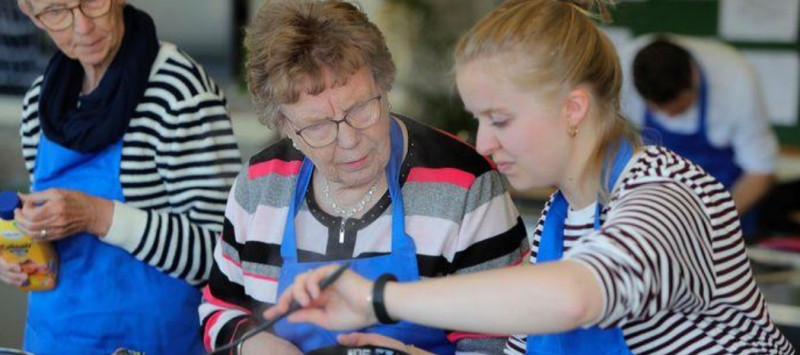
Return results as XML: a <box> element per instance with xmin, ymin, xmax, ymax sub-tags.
<box><xmin>266</xmin><ymin>260</ymin><xmax>604</xmax><ymax>335</ymax></box>
<box><xmin>731</xmin><ymin>173</ymin><xmax>772</xmax><ymax>215</ymax></box>
<box><xmin>269</xmin><ymin>180</ymin><xmax>723</xmax><ymax>336</ymax></box>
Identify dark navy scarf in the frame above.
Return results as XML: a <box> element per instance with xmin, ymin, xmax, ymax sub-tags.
<box><xmin>39</xmin><ymin>5</ymin><xmax>158</xmax><ymax>153</ymax></box>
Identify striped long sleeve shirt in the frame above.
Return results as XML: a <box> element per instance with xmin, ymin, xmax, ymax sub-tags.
<box><xmin>201</xmin><ymin>114</ymin><xmax>530</xmax><ymax>353</ymax></box>
<box><xmin>19</xmin><ymin>42</ymin><xmax>242</xmax><ymax>287</ymax></box>
<box><xmin>505</xmin><ymin>146</ymin><xmax>793</xmax><ymax>355</ymax></box>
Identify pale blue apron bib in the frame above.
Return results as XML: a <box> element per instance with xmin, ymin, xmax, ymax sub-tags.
<box><xmin>274</xmin><ymin>120</ymin><xmax>455</xmax><ymax>354</ymax></box>
<box><xmin>24</xmin><ymin>134</ymin><xmax>204</xmax><ymax>355</ymax></box>
<box><xmin>527</xmin><ymin>141</ymin><xmax>635</xmax><ymax>355</ymax></box>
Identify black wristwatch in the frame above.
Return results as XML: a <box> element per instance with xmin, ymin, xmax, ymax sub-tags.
<box><xmin>371</xmin><ymin>273</ymin><xmax>398</xmax><ymax>324</ymax></box>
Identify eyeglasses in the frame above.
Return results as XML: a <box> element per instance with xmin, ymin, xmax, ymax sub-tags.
<box><xmin>35</xmin><ymin>0</ymin><xmax>113</xmax><ymax>32</ymax></box>
<box><xmin>290</xmin><ymin>94</ymin><xmax>384</xmax><ymax>148</ymax></box>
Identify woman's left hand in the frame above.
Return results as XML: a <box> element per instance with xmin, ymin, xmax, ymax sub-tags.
<box><xmin>337</xmin><ymin>333</ymin><xmax>433</xmax><ymax>355</ymax></box>
<box><xmin>14</xmin><ymin>189</ymin><xmax>114</xmax><ymax>241</ymax></box>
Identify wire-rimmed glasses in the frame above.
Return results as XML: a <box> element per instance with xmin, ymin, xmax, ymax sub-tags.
<box><xmin>35</xmin><ymin>0</ymin><xmax>113</xmax><ymax>32</ymax></box>
<box><xmin>291</xmin><ymin>94</ymin><xmax>384</xmax><ymax>148</ymax></box>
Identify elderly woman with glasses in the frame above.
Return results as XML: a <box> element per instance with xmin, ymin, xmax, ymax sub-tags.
<box><xmin>198</xmin><ymin>1</ymin><xmax>529</xmax><ymax>354</ymax></box>
<box><xmin>0</xmin><ymin>0</ymin><xmax>241</xmax><ymax>354</ymax></box>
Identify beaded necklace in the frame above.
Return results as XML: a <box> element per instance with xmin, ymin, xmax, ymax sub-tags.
<box><xmin>323</xmin><ymin>180</ymin><xmax>379</xmax><ymax>243</ymax></box>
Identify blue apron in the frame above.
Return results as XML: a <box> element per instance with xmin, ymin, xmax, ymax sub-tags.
<box><xmin>642</xmin><ymin>72</ymin><xmax>755</xmax><ymax>234</ymax></box>
<box><xmin>527</xmin><ymin>141</ymin><xmax>635</xmax><ymax>355</ymax></box>
<box><xmin>24</xmin><ymin>134</ymin><xmax>204</xmax><ymax>355</ymax></box>
<box><xmin>274</xmin><ymin>119</ymin><xmax>455</xmax><ymax>355</ymax></box>
<box><xmin>642</xmin><ymin>72</ymin><xmax>741</xmax><ymax>189</ymax></box>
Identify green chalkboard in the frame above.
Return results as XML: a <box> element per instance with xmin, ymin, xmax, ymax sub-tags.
<box><xmin>610</xmin><ymin>0</ymin><xmax>800</xmax><ymax>146</ymax></box>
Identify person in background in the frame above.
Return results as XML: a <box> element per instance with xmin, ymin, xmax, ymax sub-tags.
<box><xmin>0</xmin><ymin>0</ymin><xmax>241</xmax><ymax>354</ymax></box>
<box><xmin>266</xmin><ymin>0</ymin><xmax>794</xmax><ymax>354</ymax></box>
<box><xmin>198</xmin><ymin>0</ymin><xmax>529</xmax><ymax>354</ymax></box>
<box><xmin>619</xmin><ymin>34</ymin><xmax>778</xmax><ymax>237</ymax></box>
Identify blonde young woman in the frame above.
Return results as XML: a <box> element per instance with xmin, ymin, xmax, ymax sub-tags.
<box><xmin>267</xmin><ymin>0</ymin><xmax>794</xmax><ymax>354</ymax></box>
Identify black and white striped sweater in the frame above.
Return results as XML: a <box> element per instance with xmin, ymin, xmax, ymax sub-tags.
<box><xmin>505</xmin><ymin>146</ymin><xmax>793</xmax><ymax>355</ymax></box>
<box><xmin>19</xmin><ymin>42</ymin><xmax>242</xmax><ymax>287</ymax></box>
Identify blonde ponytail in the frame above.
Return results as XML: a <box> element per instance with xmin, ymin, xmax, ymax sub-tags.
<box><xmin>455</xmin><ymin>0</ymin><xmax>640</xmax><ymax>198</ymax></box>
<box><xmin>560</xmin><ymin>0</ymin><xmax>615</xmax><ymax>24</ymax></box>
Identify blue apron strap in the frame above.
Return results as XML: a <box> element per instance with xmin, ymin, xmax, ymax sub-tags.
<box><xmin>696</xmin><ymin>70</ymin><xmax>709</xmax><ymax>136</ymax></box>
<box><xmin>537</xmin><ymin>193</ymin><xmax>569</xmax><ymax>262</ymax></box>
<box><xmin>387</xmin><ymin>118</ymin><xmax>413</xmax><ymax>252</ymax></box>
<box><xmin>281</xmin><ymin>117</ymin><xmax>410</xmax><ymax>259</ymax></box>
<box><xmin>530</xmin><ymin>140</ymin><xmax>635</xmax><ymax>355</ymax></box>
<box><xmin>542</xmin><ymin>140</ymin><xmax>634</xmax><ymax>260</ymax></box>
<box><xmin>595</xmin><ymin>141</ymin><xmax>634</xmax><ymax>230</ymax></box>
<box><xmin>280</xmin><ymin>157</ymin><xmax>315</xmax><ymax>261</ymax></box>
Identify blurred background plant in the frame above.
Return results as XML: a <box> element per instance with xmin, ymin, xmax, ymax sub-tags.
<box><xmin>376</xmin><ymin>0</ymin><xmax>503</xmax><ymax>143</ymax></box>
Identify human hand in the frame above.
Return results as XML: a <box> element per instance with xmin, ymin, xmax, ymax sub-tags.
<box><xmin>0</xmin><ymin>256</ymin><xmax>27</xmax><ymax>286</ymax></box>
<box><xmin>238</xmin><ymin>332</ymin><xmax>302</xmax><ymax>355</ymax></box>
<box><xmin>14</xmin><ymin>189</ymin><xmax>114</xmax><ymax>241</ymax></box>
<box><xmin>264</xmin><ymin>265</ymin><xmax>377</xmax><ymax>331</ymax></box>
<box><xmin>338</xmin><ymin>333</ymin><xmax>433</xmax><ymax>355</ymax></box>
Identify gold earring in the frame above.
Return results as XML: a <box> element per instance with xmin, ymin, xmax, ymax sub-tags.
<box><xmin>567</xmin><ymin>125</ymin><xmax>578</xmax><ymax>137</ymax></box>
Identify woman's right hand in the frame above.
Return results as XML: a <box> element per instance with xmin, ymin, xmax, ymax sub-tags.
<box><xmin>0</xmin><ymin>257</ymin><xmax>27</xmax><ymax>287</ymax></box>
<box><xmin>264</xmin><ymin>265</ymin><xmax>378</xmax><ymax>331</ymax></box>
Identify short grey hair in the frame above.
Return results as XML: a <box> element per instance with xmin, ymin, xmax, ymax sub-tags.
<box><xmin>245</xmin><ymin>0</ymin><xmax>396</xmax><ymax>129</ymax></box>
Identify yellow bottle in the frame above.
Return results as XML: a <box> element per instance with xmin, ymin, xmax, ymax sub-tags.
<box><xmin>0</xmin><ymin>191</ymin><xmax>58</xmax><ymax>291</ymax></box>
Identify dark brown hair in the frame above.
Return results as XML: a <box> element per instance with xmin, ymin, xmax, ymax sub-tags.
<box><xmin>633</xmin><ymin>38</ymin><xmax>694</xmax><ymax>104</ymax></box>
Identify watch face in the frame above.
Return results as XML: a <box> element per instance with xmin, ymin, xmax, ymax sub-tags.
<box><xmin>306</xmin><ymin>345</ymin><xmax>409</xmax><ymax>355</ymax></box>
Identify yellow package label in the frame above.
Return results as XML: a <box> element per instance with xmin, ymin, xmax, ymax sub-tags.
<box><xmin>0</xmin><ymin>219</ymin><xmax>58</xmax><ymax>291</ymax></box>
